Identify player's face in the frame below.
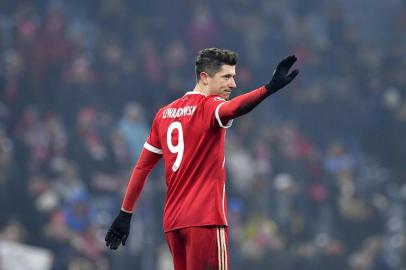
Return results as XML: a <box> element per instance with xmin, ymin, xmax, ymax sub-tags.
<box><xmin>207</xmin><ymin>65</ymin><xmax>236</xmax><ymax>99</ymax></box>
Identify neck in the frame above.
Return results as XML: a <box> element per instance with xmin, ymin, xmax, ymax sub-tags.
<box><xmin>192</xmin><ymin>83</ymin><xmax>209</xmax><ymax>96</ymax></box>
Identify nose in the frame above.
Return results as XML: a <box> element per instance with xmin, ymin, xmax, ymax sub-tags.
<box><xmin>229</xmin><ymin>78</ymin><xmax>236</xmax><ymax>89</ymax></box>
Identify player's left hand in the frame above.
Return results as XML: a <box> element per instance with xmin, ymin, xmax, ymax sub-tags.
<box><xmin>105</xmin><ymin>210</ymin><xmax>132</xmax><ymax>250</ymax></box>
<box><xmin>265</xmin><ymin>55</ymin><xmax>299</xmax><ymax>94</ymax></box>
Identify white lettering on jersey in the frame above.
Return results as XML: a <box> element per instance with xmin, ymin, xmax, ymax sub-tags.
<box><xmin>162</xmin><ymin>106</ymin><xmax>197</xmax><ymax>119</ymax></box>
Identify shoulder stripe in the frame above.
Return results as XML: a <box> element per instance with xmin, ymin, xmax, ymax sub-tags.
<box><xmin>144</xmin><ymin>142</ymin><xmax>163</xmax><ymax>154</ymax></box>
<box><xmin>215</xmin><ymin>102</ymin><xmax>233</xmax><ymax>128</ymax></box>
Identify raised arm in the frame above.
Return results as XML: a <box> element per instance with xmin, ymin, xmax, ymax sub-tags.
<box><xmin>219</xmin><ymin>55</ymin><xmax>299</xmax><ymax>122</ymax></box>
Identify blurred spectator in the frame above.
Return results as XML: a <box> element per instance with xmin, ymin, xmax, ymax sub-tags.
<box><xmin>117</xmin><ymin>102</ymin><xmax>148</xmax><ymax>163</ymax></box>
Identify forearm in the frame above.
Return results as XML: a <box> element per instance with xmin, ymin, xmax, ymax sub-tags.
<box><xmin>121</xmin><ymin>148</ymin><xmax>161</xmax><ymax>212</ymax></box>
<box><xmin>219</xmin><ymin>86</ymin><xmax>270</xmax><ymax>122</ymax></box>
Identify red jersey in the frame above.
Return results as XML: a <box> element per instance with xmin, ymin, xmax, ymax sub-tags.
<box><xmin>144</xmin><ymin>92</ymin><xmax>233</xmax><ymax>232</ymax></box>
<box><xmin>121</xmin><ymin>86</ymin><xmax>270</xmax><ymax>232</ymax></box>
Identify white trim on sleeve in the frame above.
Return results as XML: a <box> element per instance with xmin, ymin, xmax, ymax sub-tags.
<box><xmin>144</xmin><ymin>142</ymin><xmax>163</xmax><ymax>154</ymax></box>
<box><xmin>215</xmin><ymin>102</ymin><xmax>233</xmax><ymax>128</ymax></box>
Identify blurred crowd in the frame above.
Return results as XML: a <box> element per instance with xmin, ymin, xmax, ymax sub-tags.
<box><xmin>0</xmin><ymin>0</ymin><xmax>405</xmax><ymax>269</ymax></box>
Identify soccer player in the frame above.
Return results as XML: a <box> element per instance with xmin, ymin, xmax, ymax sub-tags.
<box><xmin>105</xmin><ymin>48</ymin><xmax>299</xmax><ymax>270</ymax></box>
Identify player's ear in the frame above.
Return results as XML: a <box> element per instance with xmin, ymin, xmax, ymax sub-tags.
<box><xmin>200</xmin><ymin>72</ymin><xmax>209</xmax><ymax>86</ymax></box>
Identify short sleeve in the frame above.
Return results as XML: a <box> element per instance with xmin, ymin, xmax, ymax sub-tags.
<box><xmin>204</xmin><ymin>96</ymin><xmax>233</xmax><ymax>129</ymax></box>
<box><xmin>144</xmin><ymin>112</ymin><xmax>163</xmax><ymax>155</ymax></box>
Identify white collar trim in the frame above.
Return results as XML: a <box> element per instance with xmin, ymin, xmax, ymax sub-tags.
<box><xmin>185</xmin><ymin>91</ymin><xmax>207</xmax><ymax>97</ymax></box>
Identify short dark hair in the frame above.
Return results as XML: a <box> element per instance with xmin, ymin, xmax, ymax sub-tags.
<box><xmin>195</xmin><ymin>48</ymin><xmax>238</xmax><ymax>81</ymax></box>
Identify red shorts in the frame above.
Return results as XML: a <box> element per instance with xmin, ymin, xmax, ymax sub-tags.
<box><xmin>165</xmin><ymin>226</ymin><xmax>229</xmax><ymax>270</ymax></box>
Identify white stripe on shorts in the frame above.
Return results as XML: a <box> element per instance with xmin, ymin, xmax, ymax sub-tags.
<box><xmin>217</xmin><ymin>227</ymin><xmax>227</xmax><ymax>270</ymax></box>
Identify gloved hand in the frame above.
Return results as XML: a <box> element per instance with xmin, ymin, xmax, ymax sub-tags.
<box><xmin>265</xmin><ymin>55</ymin><xmax>299</xmax><ymax>94</ymax></box>
<box><xmin>105</xmin><ymin>210</ymin><xmax>132</xmax><ymax>250</ymax></box>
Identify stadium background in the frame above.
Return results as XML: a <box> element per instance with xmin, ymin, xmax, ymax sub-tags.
<box><xmin>0</xmin><ymin>0</ymin><xmax>405</xmax><ymax>269</ymax></box>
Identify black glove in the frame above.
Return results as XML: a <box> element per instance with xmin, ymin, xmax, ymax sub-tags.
<box><xmin>265</xmin><ymin>55</ymin><xmax>299</xmax><ymax>94</ymax></box>
<box><xmin>105</xmin><ymin>210</ymin><xmax>132</xmax><ymax>250</ymax></box>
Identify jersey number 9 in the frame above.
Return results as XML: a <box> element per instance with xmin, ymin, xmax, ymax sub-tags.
<box><xmin>167</xmin><ymin>121</ymin><xmax>184</xmax><ymax>172</ymax></box>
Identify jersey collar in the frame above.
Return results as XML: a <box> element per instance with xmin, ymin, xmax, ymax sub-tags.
<box><xmin>184</xmin><ymin>91</ymin><xmax>207</xmax><ymax>97</ymax></box>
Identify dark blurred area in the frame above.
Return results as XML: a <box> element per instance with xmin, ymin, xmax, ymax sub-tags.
<box><xmin>0</xmin><ymin>0</ymin><xmax>405</xmax><ymax>269</ymax></box>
